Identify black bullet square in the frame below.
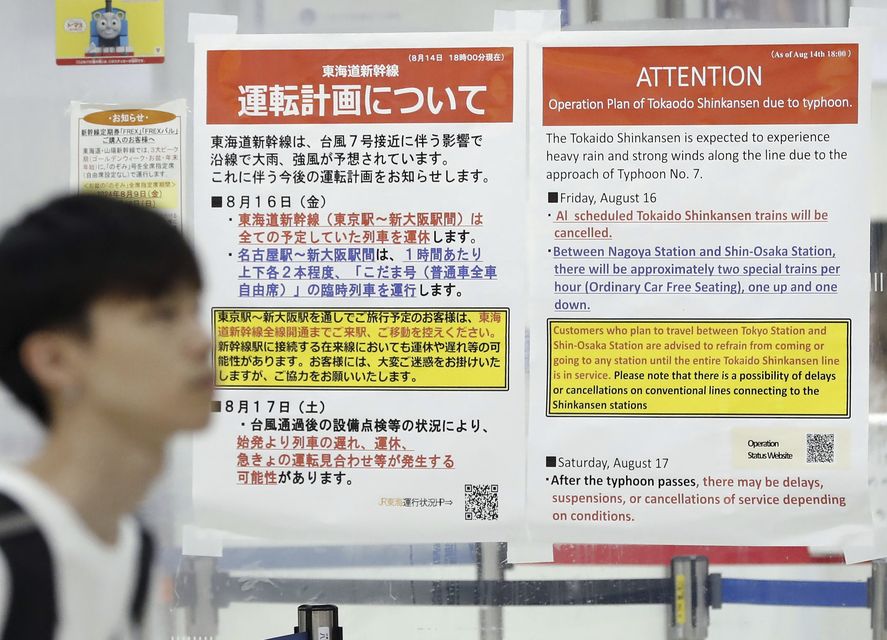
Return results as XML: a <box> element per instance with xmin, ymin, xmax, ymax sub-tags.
<box><xmin>211</xmin><ymin>400</ymin><xmax>222</xmax><ymax>413</ymax></box>
<box><xmin>547</xmin><ymin>192</ymin><xmax>558</xmax><ymax>203</ymax></box>
<box><xmin>545</xmin><ymin>456</ymin><xmax>556</xmax><ymax>468</ymax></box>
<box><xmin>211</xmin><ymin>196</ymin><xmax>223</xmax><ymax>208</ymax></box>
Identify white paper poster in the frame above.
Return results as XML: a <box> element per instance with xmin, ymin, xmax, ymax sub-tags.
<box><xmin>192</xmin><ymin>34</ymin><xmax>527</xmax><ymax>542</ymax></box>
<box><xmin>70</xmin><ymin>99</ymin><xmax>186</xmax><ymax>229</ymax></box>
<box><xmin>527</xmin><ymin>29</ymin><xmax>871</xmax><ymax>545</ymax></box>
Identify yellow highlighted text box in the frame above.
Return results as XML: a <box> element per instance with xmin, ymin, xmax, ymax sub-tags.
<box><xmin>214</xmin><ymin>308</ymin><xmax>508</xmax><ymax>389</ymax></box>
<box><xmin>548</xmin><ymin>320</ymin><xmax>849</xmax><ymax>416</ymax></box>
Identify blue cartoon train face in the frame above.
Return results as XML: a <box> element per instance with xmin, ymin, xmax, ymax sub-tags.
<box><xmin>87</xmin><ymin>0</ymin><xmax>133</xmax><ymax>56</ymax></box>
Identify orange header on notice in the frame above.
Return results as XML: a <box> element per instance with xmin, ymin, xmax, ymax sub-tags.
<box><xmin>207</xmin><ymin>48</ymin><xmax>513</xmax><ymax>125</ymax></box>
<box><xmin>543</xmin><ymin>44</ymin><xmax>858</xmax><ymax>126</ymax></box>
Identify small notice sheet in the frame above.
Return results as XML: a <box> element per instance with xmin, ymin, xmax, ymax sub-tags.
<box><xmin>71</xmin><ymin>100</ymin><xmax>185</xmax><ymax>229</ymax></box>
<box><xmin>56</xmin><ymin>0</ymin><xmax>165</xmax><ymax>65</ymax></box>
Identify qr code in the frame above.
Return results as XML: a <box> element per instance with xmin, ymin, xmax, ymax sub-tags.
<box><xmin>464</xmin><ymin>484</ymin><xmax>499</xmax><ymax>521</ymax></box>
<box><xmin>806</xmin><ymin>433</ymin><xmax>835</xmax><ymax>463</ymax></box>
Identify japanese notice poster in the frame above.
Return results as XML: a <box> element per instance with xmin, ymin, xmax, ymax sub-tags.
<box><xmin>527</xmin><ymin>29</ymin><xmax>871</xmax><ymax>545</ymax></box>
<box><xmin>192</xmin><ymin>34</ymin><xmax>527</xmax><ymax>542</ymax></box>
<box><xmin>56</xmin><ymin>0</ymin><xmax>164</xmax><ymax>65</ymax></box>
<box><xmin>70</xmin><ymin>100</ymin><xmax>185</xmax><ymax>229</ymax></box>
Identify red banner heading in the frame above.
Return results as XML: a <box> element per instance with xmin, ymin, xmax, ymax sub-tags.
<box><xmin>543</xmin><ymin>44</ymin><xmax>858</xmax><ymax>126</ymax></box>
<box><xmin>207</xmin><ymin>48</ymin><xmax>514</xmax><ymax>125</ymax></box>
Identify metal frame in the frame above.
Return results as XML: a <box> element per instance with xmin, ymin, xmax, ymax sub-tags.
<box><xmin>175</xmin><ymin>552</ymin><xmax>722</xmax><ymax>639</ymax></box>
<box><xmin>176</xmin><ymin>553</ymin><xmax>887</xmax><ymax>639</ymax></box>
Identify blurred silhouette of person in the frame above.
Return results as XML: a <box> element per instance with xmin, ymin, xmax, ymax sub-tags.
<box><xmin>0</xmin><ymin>195</ymin><xmax>212</xmax><ymax>638</ymax></box>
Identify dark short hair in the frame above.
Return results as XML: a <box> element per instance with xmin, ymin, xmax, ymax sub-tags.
<box><xmin>0</xmin><ymin>195</ymin><xmax>202</xmax><ymax>424</ymax></box>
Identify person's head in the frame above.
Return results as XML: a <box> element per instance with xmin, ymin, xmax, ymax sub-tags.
<box><xmin>0</xmin><ymin>195</ymin><xmax>212</xmax><ymax>442</ymax></box>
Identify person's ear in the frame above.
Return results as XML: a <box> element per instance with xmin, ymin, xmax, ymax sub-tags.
<box><xmin>19</xmin><ymin>331</ymin><xmax>86</xmax><ymax>397</ymax></box>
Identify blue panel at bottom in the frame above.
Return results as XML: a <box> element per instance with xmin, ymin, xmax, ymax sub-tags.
<box><xmin>721</xmin><ymin>579</ymin><xmax>868</xmax><ymax>608</ymax></box>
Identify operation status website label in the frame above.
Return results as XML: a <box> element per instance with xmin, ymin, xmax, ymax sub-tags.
<box><xmin>192</xmin><ymin>34</ymin><xmax>527</xmax><ymax>543</ymax></box>
<box><xmin>527</xmin><ymin>30</ymin><xmax>870</xmax><ymax>546</ymax></box>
